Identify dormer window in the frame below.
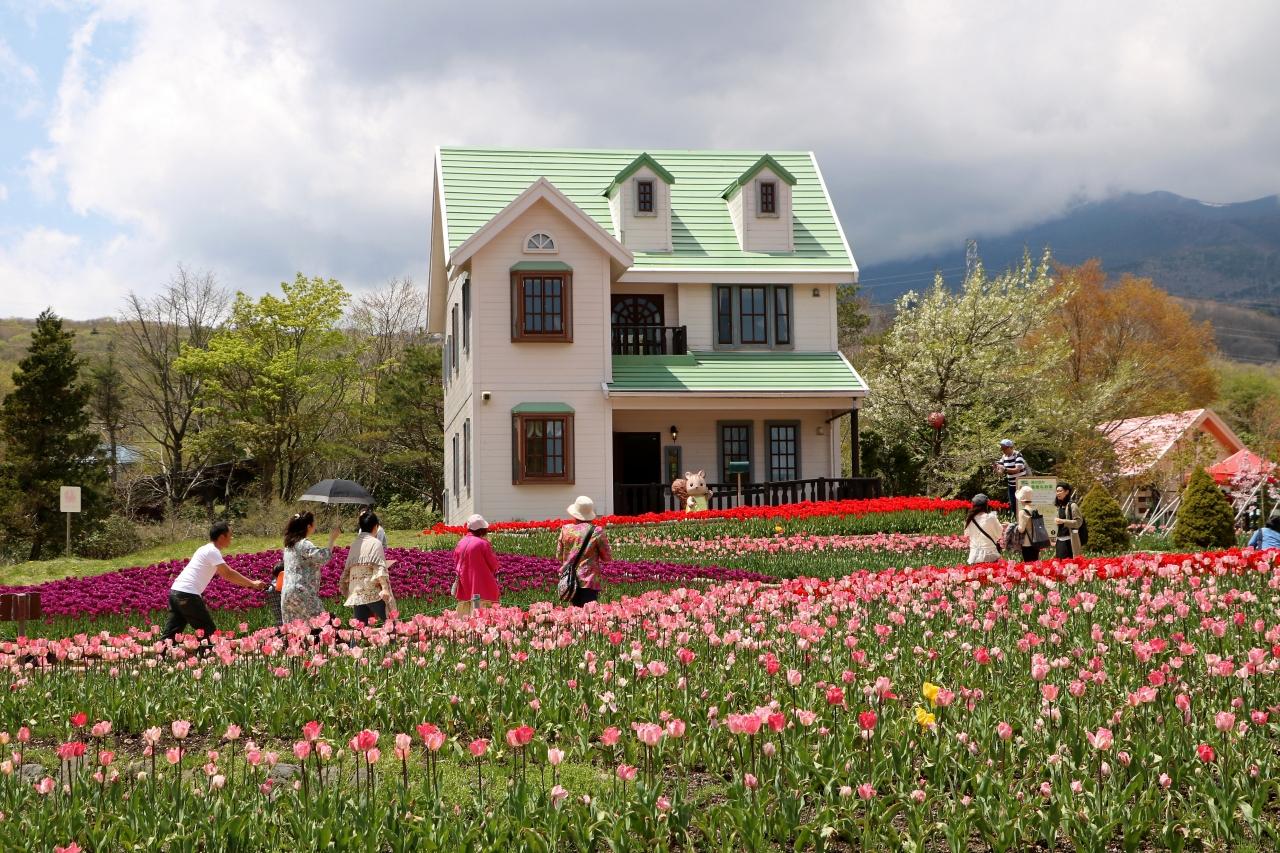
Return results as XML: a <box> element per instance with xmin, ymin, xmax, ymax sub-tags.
<box><xmin>636</xmin><ymin>180</ymin><xmax>655</xmax><ymax>214</ymax></box>
<box><xmin>758</xmin><ymin>181</ymin><xmax>777</xmax><ymax>216</ymax></box>
<box><xmin>524</xmin><ymin>232</ymin><xmax>556</xmax><ymax>253</ymax></box>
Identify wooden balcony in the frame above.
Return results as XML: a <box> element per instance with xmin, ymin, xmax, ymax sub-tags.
<box><xmin>611</xmin><ymin>324</ymin><xmax>688</xmax><ymax>356</ymax></box>
<box><xmin>613</xmin><ymin>476</ymin><xmax>883</xmax><ymax>516</ymax></box>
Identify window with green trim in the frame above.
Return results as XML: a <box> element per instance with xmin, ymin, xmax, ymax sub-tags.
<box><xmin>513</xmin><ymin>412</ymin><xmax>575</xmax><ymax>484</ymax></box>
<box><xmin>714</xmin><ymin>285</ymin><xmax>793</xmax><ymax>348</ymax></box>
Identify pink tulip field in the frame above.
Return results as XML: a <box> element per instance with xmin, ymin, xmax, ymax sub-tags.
<box><xmin>1</xmin><ymin>501</ymin><xmax>1279</xmax><ymax>849</ymax></box>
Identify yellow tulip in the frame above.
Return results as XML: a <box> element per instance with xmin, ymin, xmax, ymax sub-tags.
<box><xmin>914</xmin><ymin>706</ymin><xmax>936</xmax><ymax>729</ymax></box>
<box><xmin>922</xmin><ymin>681</ymin><xmax>940</xmax><ymax>707</ymax></box>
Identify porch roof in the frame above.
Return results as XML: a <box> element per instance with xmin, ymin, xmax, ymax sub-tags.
<box><xmin>607</xmin><ymin>351</ymin><xmax>867</xmax><ymax>395</ymax></box>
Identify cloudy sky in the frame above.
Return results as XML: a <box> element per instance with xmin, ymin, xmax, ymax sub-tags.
<box><xmin>1</xmin><ymin>0</ymin><xmax>1278</xmax><ymax>319</ymax></box>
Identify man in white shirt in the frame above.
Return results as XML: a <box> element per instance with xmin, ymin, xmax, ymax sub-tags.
<box><xmin>162</xmin><ymin>521</ymin><xmax>266</xmax><ymax>645</ymax></box>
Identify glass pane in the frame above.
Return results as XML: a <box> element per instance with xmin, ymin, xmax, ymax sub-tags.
<box><xmin>740</xmin><ymin>287</ymin><xmax>767</xmax><ymax>344</ymax></box>
<box><xmin>716</xmin><ymin>287</ymin><xmax>733</xmax><ymax>344</ymax></box>
<box><xmin>774</xmin><ymin>286</ymin><xmax>790</xmax><ymax>344</ymax></box>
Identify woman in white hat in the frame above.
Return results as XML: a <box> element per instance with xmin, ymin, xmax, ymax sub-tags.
<box><xmin>1014</xmin><ymin>484</ymin><xmax>1048</xmax><ymax>562</ymax></box>
<box><xmin>453</xmin><ymin>513</ymin><xmax>501</xmax><ymax>615</ymax></box>
<box><xmin>557</xmin><ymin>496</ymin><xmax>612</xmax><ymax>607</ymax></box>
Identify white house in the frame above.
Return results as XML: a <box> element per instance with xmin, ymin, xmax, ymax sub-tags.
<box><xmin>427</xmin><ymin>148</ymin><xmax>874</xmax><ymax>523</ymax></box>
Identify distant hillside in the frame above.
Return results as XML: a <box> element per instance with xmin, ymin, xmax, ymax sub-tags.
<box><xmin>0</xmin><ymin>317</ymin><xmax>125</xmax><ymax>396</ymax></box>
<box><xmin>1177</xmin><ymin>298</ymin><xmax>1280</xmax><ymax>365</ymax></box>
<box><xmin>859</xmin><ymin>191</ymin><xmax>1280</xmax><ymax>310</ymax></box>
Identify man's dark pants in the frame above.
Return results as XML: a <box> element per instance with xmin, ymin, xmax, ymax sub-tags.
<box><xmin>1006</xmin><ymin>484</ymin><xmax>1019</xmax><ymax>519</ymax></box>
<box><xmin>161</xmin><ymin>590</ymin><xmax>217</xmax><ymax>643</ymax></box>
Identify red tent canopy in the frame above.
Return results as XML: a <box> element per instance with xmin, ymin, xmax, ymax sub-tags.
<box><xmin>1206</xmin><ymin>449</ymin><xmax>1276</xmax><ymax>485</ymax></box>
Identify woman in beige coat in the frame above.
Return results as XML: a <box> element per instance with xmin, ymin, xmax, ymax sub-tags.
<box><xmin>340</xmin><ymin>511</ymin><xmax>396</xmax><ymax>625</ymax></box>
<box><xmin>1053</xmin><ymin>482</ymin><xmax>1084</xmax><ymax>558</ymax></box>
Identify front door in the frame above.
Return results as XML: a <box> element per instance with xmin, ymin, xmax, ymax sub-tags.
<box><xmin>613</xmin><ymin>432</ymin><xmax>663</xmax><ymax>515</ymax></box>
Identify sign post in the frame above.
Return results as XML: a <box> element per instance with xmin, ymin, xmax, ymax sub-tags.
<box><xmin>727</xmin><ymin>460</ymin><xmax>751</xmax><ymax>507</ymax></box>
<box><xmin>60</xmin><ymin>486</ymin><xmax>81</xmax><ymax>556</ymax></box>
<box><xmin>1017</xmin><ymin>477</ymin><xmax>1058</xmax><ymax>539</ymax></box>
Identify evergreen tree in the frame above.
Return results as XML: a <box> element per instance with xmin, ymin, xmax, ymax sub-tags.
<box><xmin>1079</xmin><ymin>486</ymin><xmax>1131</xmax><ymax>553</ymax></box>
<box><xmin>88</xmin><ymin>343</ymin><xmax>129</xmax><ymax>488</ymax></box>
<box><xmin>1171</xmin><ymin>467</ymin><xmax>1238</xmax><ymax>550</ymax></box>
<box><xmin>0</xmin><ymin>310</ymin><xmax>107</xmax><ymax>559</ymax></box>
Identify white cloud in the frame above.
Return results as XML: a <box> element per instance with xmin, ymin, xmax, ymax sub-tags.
<box><xmin>6</xmin><ymin>0</ymin><xmax>1280</xmax><ymax>318</ymax></box>
<box><xmin>0</xmin><ymin>183</ymin><xmax>8</xmax><ymax>202</ymax></box>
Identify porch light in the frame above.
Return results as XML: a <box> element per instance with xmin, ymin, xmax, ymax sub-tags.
<box><xmin>670</xmin><ymin>425</ymin><xmax>679</xmax><ymax>442</ymax></box>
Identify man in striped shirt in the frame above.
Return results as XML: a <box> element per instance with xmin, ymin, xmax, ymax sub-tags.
<box><xmin>995</xmin><ymin>439</ymin><xmax>1028</xmax><ymax>517</ymax></box>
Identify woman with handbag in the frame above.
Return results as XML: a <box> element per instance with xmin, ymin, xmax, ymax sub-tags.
<box><xmin>1054</xmin><ymin>483</ymin><xmax>1084</xmax><ymax>558</ymax></box>
<box><xmin>453</xmin><ymin>514</ymin><xmax>500</xmax><ymax>616</ymax></box>
<box><xmin>964</xmin><ymin>494</ymin><xmax>1004</xmax><ymax>564</ymax></box>
<box><xmin>557</xmin><ymin>496</ymin><xmax>612</xmax><ymax>607</ymax></box>
<box><xmin>1015</xmin><ymin>484</ymin><xmax>1051</xmax><ymax>562</ymax></box>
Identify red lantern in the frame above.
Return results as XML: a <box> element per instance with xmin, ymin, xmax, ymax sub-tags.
<box><xmin>927</xmin><ymin>411</ymin><xmax>946</xmax><ymax>431</ymax></box>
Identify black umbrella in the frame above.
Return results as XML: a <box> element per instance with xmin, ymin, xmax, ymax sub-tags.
<box><xmin>298</xmin><ymin>479</ymin><xmax>374</xmax><ymax>506</ymax></box>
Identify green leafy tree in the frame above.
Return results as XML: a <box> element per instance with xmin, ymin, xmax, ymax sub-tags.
<box><xmin>1171</xmin><ymin>466</ymin><xmax>1237</xmax><ymax>550</ymax></box>
<box><xmin>0</xmin><ymin>310</ymin><xmax>107</xmax><ymax>559</ymax></box>
<box><xmin>88</xmin><ymin>343</ymin><xmax>129</xmax><ymax>489</ymax></box>
<box><xmin>176</xmin><ymin>274</ymin><xmax>361</xmax><ymax>502</ymax></box>
<box><xmin>370</xmin><ymin>344</ymin><xmax>445</xmax><ymax>508</ymax></box>
<box><xmin>862</xmin><ymin>252</ymin><xmax>1069</xmax><ymax>495</ymax></box>
<box><xmin>1079</xmin><ymin>486</ymin><xmax>1131</xmax><ymax>553</ymax></box>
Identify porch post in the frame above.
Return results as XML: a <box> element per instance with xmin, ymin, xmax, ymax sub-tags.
<box><xmin>849</xmin><ymin>403</ymin><xmax>861</xmax><ymax>477</ymax></box>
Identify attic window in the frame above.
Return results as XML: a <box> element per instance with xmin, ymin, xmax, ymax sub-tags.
<box><xmin>636</xmin><ymin>180</ymin><xmax>655</xmax><ymax>214</ymax></box>
<box><xmin>525</xmin><ymin>232</ymin><xmax>556</xmax><ymax>253</ymax></box>
<box><xmin>758</xmin><ymin>181</ymin><xmax>777</xmax><ymax>216</ymax></box>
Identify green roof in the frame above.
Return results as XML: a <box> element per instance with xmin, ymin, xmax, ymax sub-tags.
<box><xmin>608</xmin><ymin>351</ymin><xmax>866</xmax><ymax>394</ymax></box>
<box><xmin>603</xmin><ymin>153</ymin><xmax>675</xmax><ymax>197</ymax></box>
<box><xmin>721</xmin><ymin>154</ymin><xmax>798</xmax><ymax>198</ymax></box>
<box><xmin>437</xmin><ymin>147</ymin><xmax>853</xmax><ymax>271</ymax></box>
<box><xmin>511</xmin><ymin>402</ymin><xmax>575</xmax><ymax>413</ymax></box>
<box><xmin>510</xmin><ymin>260</ymin><xmax>573</xmax><ymax>271</ymax></box>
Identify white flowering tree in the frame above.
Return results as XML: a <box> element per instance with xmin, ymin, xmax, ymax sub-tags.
<box><xmin>863</xmin><ymin>252</ymin><xmax>1070</xmax><ymax>495</ymax></box>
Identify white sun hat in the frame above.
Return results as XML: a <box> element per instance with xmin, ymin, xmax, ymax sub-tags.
<box><xmin>566</xmin><ymin>496</ymin><xmax>596</xmax><ymax>521</ymax></box>
<box><xmin>1015</xmin><ymin>485</ymin><xmax>1035</xmax><ymax>504</ymax></box>
<box><xmin>466</xmin><ymin>513</ymin><xmax>488</xmax><ymax>531</ymax></box>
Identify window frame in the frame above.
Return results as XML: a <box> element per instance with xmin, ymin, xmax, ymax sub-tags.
<box><xmin>765</xmin><ymin>420</ymin><xmax>801</xmax><ymax>482</ymax></box>
<box><xmin>461</xmin><ymin>276</ymin><xmax>471</xmax><ymax>354</ymax></box>
<box><xmin>634</xmin><ymin>179</ymin><xmax>656</xmax><ymax>215</ymax></box>
<box><xmin>450</xmin><ymin>303</ymin><xmax>460</xmax><ymax>375</ymax></box>
<box><xmin>524</xmin><ymin>232</ymin><xmax>557</xmax><ymax>253</ymax></box>
<box><xmin>511</xmin><ymin>271</ymin><xmax>574</xmax><ymax>343</ymax></box>
<box><xmin>757</xmin><ymin>179</ymin><xmax>779</xmax><ymax>217</ymax></box>
<box><xmin>712</xmin><ymin>284</ymin><xmax>794</xmax><ymax>350</ymax></box>
<box><xmin>452</xmin><ymin>432</ymin><xmax>460</xmax><ymax>503</ymax></box>
<box><xmin>512</xmin><ymin>412</ymin><xmax>575</xmax><ymax>484</ymax></box>
<box><xmin>463</xmin><ymin>418</ymin><xmax>471</xmax><ymax>494</ymax></box>
<box><xmin>716</xmin><ymin>420</ymin><xmax>754</xmax><ymax>485</ymax></box>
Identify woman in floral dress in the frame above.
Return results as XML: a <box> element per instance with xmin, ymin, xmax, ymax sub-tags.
<box><xmin>556</xmin><ymin>496</ymin><xmax>612</xmax><ymax>607</ymax></box>
<box><xmin>281</xmin><ymin>511</ymin><xmax>340</xmax><ymax>626</ymax></box>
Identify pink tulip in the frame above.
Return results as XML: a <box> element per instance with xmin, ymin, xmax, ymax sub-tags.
<box><xmin>743</xmin><ymin>772</ymin><xmax>758</xmax><ymax>789</ymax></box>
<box><xmin>601</xmin><ymin>727</ymin><xmax>621</xmax><ymax>746</ymax></box>
<box><xmin>468</xmin><ymin>739</ymin><xmax>489</xmax><ymax>757</ymax></box>
<box><xmin>293</xmin><ymin>741</ymin><xmax>311</xmax><ymax>761</ymax></box>
<box><xmin>302</xmin><ymin>721</ymin><xmax>322</xmax><ymax>742</ymax></box>
<box><xmin>665</xmin><ymin>719</ymin><xmax>686</xmax><ymax>738</ymax></box>
<box><xmin>36</xmin><ymin>777</ymin><xmax>56</xmax><ymax>795</ymax></box>
<box><xmin>223</xmin><ymin>724</ymin><xmax>242</xmax><ymax>741</ymax></box>
<box><xmin>90</xmin><ymin>721</ymin><xmax>112</xmax><ymax>738</ymax></box>
<box><xmin>857</xmin><ymin>782</ymin><xmax>876</xmax><ymax>800</ymax></box>
<box><xmin>1215</xmin><ymin>711</ymin><xmax>1236</xmax><ymax>733</ymax></box>
<box><xmin>616</xmin><ymin>763</ymin><xmax>638</xmax><ymax>782</ymax></box>
<box><xmin>1085</xmin><ymin>727</ymin><xmax>1113</xmax><ymax>751</ymax></box>
<box><xmin>550</xmin><ymin>784</ymin><xmax>569</xmax><ymax>806</ymax></box>
<box><xmin>165</xmin><ymin>748</ymin><xmax>181</xmax><ymax>765</ymax></box>
<box><xmin>171</xmin><ymin>720</ymin><xmax>191</xmax><ymax>740</ymax></box>
<box><xmin>996</xmin><ymin>722</ymin><xmax>1013</xmax><ymax>741</ymax></box>
<box><xmin>547</xmin><ymin>748</ymin><xmax>564</xmax><ymax>766</ymax></box>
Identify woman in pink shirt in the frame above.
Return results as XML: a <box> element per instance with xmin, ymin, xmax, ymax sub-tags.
<box><xmin>556</xmin><ymin>496</ymin><xmax>612</xmax><ymax>607</ymax></box>
<box><xmin>453</xmin><ymin>514</ymin><xmax>501</xmax><ymax>615</ymax></box>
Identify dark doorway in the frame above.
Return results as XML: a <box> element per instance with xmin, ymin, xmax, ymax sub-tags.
<box><xmin>613</xmin><ymin>432</ymin><xmax>663</xmax><ymax>515</ymax></box>
<box><xmin>611</xmin><ymin>294</ymin><xmax>664</xmax><ymax>326</ymax></box>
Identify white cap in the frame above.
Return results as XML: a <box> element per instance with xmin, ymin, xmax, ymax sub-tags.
<box><xmin>466</xmin><ymin>513</ymin><xmax>488</xmax><ymax>531</ymax></box>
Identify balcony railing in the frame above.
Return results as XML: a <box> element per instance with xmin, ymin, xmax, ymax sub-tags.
<box><xmin>613</xmin><ymin>477</ymin><xmax>883</xmax><ymax>516</ymax></box>
<box><xmin>611</xmin><ymin>325</ymin><xmax>687</xmax><ymax>356</ymax></box>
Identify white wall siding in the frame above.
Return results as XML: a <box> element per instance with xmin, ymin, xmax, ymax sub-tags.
<box><xmin>617</xmin><ymin>167</ymin><xmax>671</xmax><ymax>252</ymax></box>
<box><xmin>793</xmin><ymin>283</ymin><xmax>837</xmax><ymax>351</ymax></box>
<box><xmin>681</xmin><ymin>283</ymin><xmax>713</xmax><ymax>350</ymax></box>
<box><xmin>466</xmin><ymin>198</ymin><xmax>613</xmax><ymax>522</ymax></box>
<box><xmin>742</xmin><ymin>169</ymin><xmax>793</xmax><ymax>253</ymax></box>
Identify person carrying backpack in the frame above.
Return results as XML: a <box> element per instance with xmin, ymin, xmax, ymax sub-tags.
<box><xmin>556</xmin><ymin>496</ymin><xmax>612</xmax><ymax>607</ymax></box>
<box><xmin>1014</xmin><ymin>484</ymin><xmax>1051</xmax><ymax>562</ymax></box>
<box><xmin>1054</xmin><ymin>482</ymin><xmax>1085</xmax><ymax>558</ymax></box>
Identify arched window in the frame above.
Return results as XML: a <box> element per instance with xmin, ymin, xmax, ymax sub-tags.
<box><xmin>524</xmin><ymin>232</ymin><xmax>556</xmax><ymax>253</ymax></box>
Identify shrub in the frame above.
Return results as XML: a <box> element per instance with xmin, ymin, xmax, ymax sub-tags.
<box><xmin>377</xmin><ymin>497</ymin><xmax>440</xmax><ymax>531</ymax></box>
<box><xmin>1172</xmin><ymin>467</ymin><xmax>1237</xmax><ymax>550</ymax></box>
<box><xmin>1080</xmin><ymin>486</ymin><xmax>1130</xmax><ymax>553</ymax></box>
<box><xmin>75</xmin><ymin>514</ymin><xmax>144</xmax><ymax>559</ymax></box>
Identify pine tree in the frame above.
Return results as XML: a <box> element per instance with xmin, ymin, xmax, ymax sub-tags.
<box><xmin>0</xmin><ymin>310</ymin><xmax>107</xmax><ymax>559</ymax></box>
<box><xmin>1171</xmin><ymin>467</ymin><xmax>1238</xmax><ymax>550</ymax></box>
<box><xmin>1080</xmin><ymin>486</ymin><xmax>1131</xmax><ymax>553</ymax></box>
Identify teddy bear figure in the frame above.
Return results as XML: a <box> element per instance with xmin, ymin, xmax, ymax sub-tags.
<box><xmin>683</xmin><ymin>470</ymin><xmax>710</xmax><ymax>513</ymax></box>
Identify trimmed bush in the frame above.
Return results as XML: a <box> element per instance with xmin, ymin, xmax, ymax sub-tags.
<box><xmin>1172</xmin><ymin>467</ymin><xmax>1237</xmax><ymax>550</ymax></box>
<box><xmin>376</xmin><ymin>497</ymin><xmax>440</xmax><ymax>531</ymax></box>
<box><xmin>1080</xmin><ymin>486</ymin><xmax>1130</xmax><ymax>553</ymax></box>
<box><xmin>75</xmin><ymin>514</ymin><xmax>144</xmax><ymax>559</ymax></box>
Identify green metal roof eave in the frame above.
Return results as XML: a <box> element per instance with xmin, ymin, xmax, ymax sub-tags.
<box><xmin>510</xmin><ymin>260</ymin><xmax>573</xmax><ymax>271</ymax></box>
<box><xmin>720</xmin><ymin>154</ymin><xmax>799</xmax><ymax>199</ymax></box>
<box><xmin>603</xmin><ymin>153</ymin><xmax>676</xmax><ymax>197</ymax></box>
<box><xmin>607</xmin><ymin>352</ymin><xmax>868</xmax><ymax>394</ymax></box>
<box><xmin>511</xmin><ymin>402</ymin><xmax>575</xmax><ymax>413</ymax></box>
